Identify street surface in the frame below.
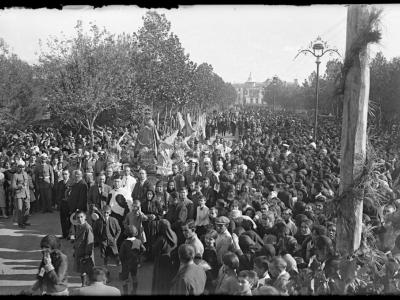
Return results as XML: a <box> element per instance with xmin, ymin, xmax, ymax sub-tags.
<box><xmin>0</xmin><ymin>211</ymin><xmax>153</xmax><ymax>295</ymax></box>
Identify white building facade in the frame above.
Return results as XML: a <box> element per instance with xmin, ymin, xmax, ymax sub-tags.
<box><xmin>233</xmin><ymin>73</ymin><xmax>265</xmax><ymax>106</ymax></box>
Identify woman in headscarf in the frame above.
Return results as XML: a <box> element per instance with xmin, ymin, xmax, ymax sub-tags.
<box><xmin>166</xmin><ymin>179</ymin><xmax>176</xmax><ymax>194</ymax></box>
<box><xmin>142</xmin><ymin>186</ymin><xmax>163</xmax><ymax>261</ymax></box>
<box><xmin>152</xmin><ymin>219</ymin><xmax>178</xmax><ymax>295</ymax></box>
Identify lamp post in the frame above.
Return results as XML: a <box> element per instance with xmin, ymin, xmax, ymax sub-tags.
<box><xmin>295</xmin><ymin>36</ymin><xmax>341</xmax><ymax>141</ymax></box>
<box><xmin>272</xmin><ymin>75</ymin><xmax>278</xmax><ymax>112</ymax></box>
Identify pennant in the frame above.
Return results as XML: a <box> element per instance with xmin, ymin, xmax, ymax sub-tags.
<box><xmin>184</xmin><ymin>112</ymin><xmax>195</xmax><ymax>137</ymax></box>
<box><xmin>162</xmin><ymin>130</ymin><xmax>179</xmax><ymax>145</ymax></box>
<box><xmin>177</xmin><ymin>112</ymin><xmax>185</xmax><ymax>130</ymax></box>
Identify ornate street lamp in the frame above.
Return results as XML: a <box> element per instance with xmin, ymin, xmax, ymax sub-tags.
<box><xmin>294</xmin><ymin>36</ymin><xmax>341</xmax><ymax>141</ymax></box>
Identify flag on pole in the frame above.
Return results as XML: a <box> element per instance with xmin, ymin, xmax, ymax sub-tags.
<box><xmin>184</xmin><ymin>112</ymin><xmax>195</xmax><ymax>137</ymax></box>
<box><xmin>177</xmin><ymin>112</ymin><xmax>185</xmax><ymax>130</ymax></box>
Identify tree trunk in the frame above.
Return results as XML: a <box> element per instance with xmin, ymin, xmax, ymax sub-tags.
<box><xmin>336</xmin><ymin>4</ymin><xmax>373</xmax><ymax>256</ymax></box>
<box><xmin>90</xmin><ymin>126</ymin><xmax>94</xmax><ymax>148</ymax></box>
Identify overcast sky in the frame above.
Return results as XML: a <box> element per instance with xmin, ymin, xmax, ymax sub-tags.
<box><xmin>0</xmin><ymin>5</ymin><xmax>399</xmax><ymax>84</ymax></box>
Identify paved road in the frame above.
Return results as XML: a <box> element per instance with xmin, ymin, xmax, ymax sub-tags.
<box><xmin>0</xmin><ymin>211</ymin><xmax>153</xmax><ymax>295</ymax></box>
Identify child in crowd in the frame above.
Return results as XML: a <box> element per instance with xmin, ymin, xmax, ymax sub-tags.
<box><xmin>195</xmin><ymin>196</ymin><xmax>210</xmax><ymax>239</ymax></box>
<box><xmin>119</xmin><ymin>225</ymin><xmax>146</xmax><ymax>295</ymax></box>
<box><xmin>206</xmin><ymin>206</ymin><xmax>218</xmax><ymax>231</ymax></box>
<box><xmin>123</xmin><ymin>200</ymin><xmax>147</xmax><ymax>244</ymax></box>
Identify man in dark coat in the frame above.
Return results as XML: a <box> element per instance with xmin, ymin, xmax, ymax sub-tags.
<box><xmin>92</xmin><ymin>205</ymin><xmax>121</xmax><ymax>266</ymax></box>
<box><xmin>132</xmin><ymin>169</ymin><xmax>152</xmax><ymax>204</ymax></box>
<box><xmin>170</xmin><ymin>244</ymin><xmax>206</xmax><ymax>295</ymax></box>
<box><xmin>87</xmin><ymin>173</ymin><xmax>112</xmax><ymax>215</ymax></box>
<box><xmin>68</xmin><ymin>170</ymin><xmax>88</xmax><ymax>213</ymax></box>
<box><xmin>55</xmin><ymin>169</ymin><xmax>73</xmax><ymax>239</ymax></box>
<box><xmin>34</xmin><ymin>153</ymin><xmax>54</xmax><ymax>213</ymax></box>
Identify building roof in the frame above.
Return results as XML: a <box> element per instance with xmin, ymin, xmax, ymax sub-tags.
<box><xmin>233</xmin><ymin>82</ymin><xmax>265</xmax><ymax>88</ymax></box>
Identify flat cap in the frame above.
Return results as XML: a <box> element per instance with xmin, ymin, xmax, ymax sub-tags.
<box><xmin>215</xmin><ymin>216</ymin><xmax>230</xmax><ymax>225</ymax></box>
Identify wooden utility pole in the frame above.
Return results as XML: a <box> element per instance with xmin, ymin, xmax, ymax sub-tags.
<box><xmin>336</xmin><ymin>5</ymin><xmax>373</xmax><ymax>256</ymax></box>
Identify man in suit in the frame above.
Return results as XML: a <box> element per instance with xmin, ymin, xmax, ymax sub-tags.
<box><xmin>81</xmin><ymin>151</ymin><xmax>95</xmax><ymax>186</ymax></box>
<box><xmin>73</xmin><ymin>267</ymin><xmax>121</xmax><ymax>296</ymax></box>
<box><xmin>88</xmin><ymin>173</ymin><xmax>112</xmax><ymax>214</ymax></box>
<box><xmin>105</xmin><ymin>167</ymin><xmax>114</xmax><ymax>188</ymax></box>
<box><xmin>55</xmin><ymin>169</ymin><xmax>74</xmax><ymax>239</ymax></box>
<box><xmin>170</xmin><ymin>244</ymin><xmax>206</xmax><ymax>295</ymax></box>
<box><xmin>94</xmin><ymin>151</ymin><xmax>106</xmax><ymax>178</ymax></box>
<box><xmin>131</xmin><ymin>169</ymin><xmax>151</xmax><ymax>204</ymax></box>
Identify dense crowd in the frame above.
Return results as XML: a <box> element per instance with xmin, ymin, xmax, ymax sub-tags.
<box><xmin>2</xmin><ymin>108</ymin><xmax>400</xmax><ymax>295</ymax></box>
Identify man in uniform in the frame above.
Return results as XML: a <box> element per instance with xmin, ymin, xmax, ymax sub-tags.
<box><xmin>12</xmin><ymin>160</ymin><xmax>30</xmax><ymax>228</ymax></box>
<box><xmin>215</xmin><ymin>216</ymin><xmax>239</xmax><ymax>266</ymax></box>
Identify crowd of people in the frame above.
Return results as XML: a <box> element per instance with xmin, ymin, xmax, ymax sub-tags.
<box><xmin>1</xmin><ymin>107</ymin><xmax>400</xmax><ymax>295</ymax></box>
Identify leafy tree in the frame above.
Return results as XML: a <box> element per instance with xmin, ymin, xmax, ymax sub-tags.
<box><xmin>370</xmin><ymin>52</ymin><xmax>400</xmax><ymax>129</ymax></box>
<box><xmin>134</xmin><ymin>11</ymin><xmax>195</xmax><ymax>112</ymax></box>
<box><xmin>38</xmin><ymin>21</ymin><xmax>139</xmax><ymax>145</ymax></box>
<box><xmin>0</xmin><ymin>38</ymin><xmax>42</xmax><ymax>129</ymax></box>
<box><xmin>133</xmin><ymin>11</ymin><xmax>236</xmax><ymax>117</ymax></box>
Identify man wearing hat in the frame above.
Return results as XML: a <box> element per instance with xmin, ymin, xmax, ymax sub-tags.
<box><xmin>34</xmin><ymin>153</ymin><xmax>54</xmax><ymax>213</ymax></box>
<box><xmin>215</xmin><ymin>216</ymin><xmax>238</xmax><ymax>265</ymax></box>
<box><xmin>11</xmin><ymin>160</ymin><xmax>30</xmax><ymax>228</ymax></box>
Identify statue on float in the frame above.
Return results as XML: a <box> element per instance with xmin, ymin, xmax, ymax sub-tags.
<box><xmin>135</xmin><ymin>107</ymin><xmax>160</xmax><ymax>174</ymax></box>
